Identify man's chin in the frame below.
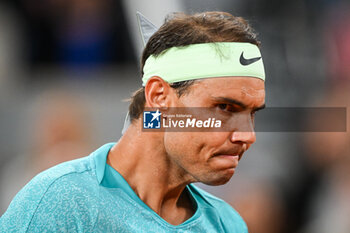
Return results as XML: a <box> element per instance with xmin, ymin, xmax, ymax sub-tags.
<box><xmin>200</xmin><ymin>169</ymin><xmax>235</xmax><ymax>186</ymax></box>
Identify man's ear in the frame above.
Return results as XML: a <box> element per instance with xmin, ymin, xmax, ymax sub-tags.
<box><xmin>144</xmin><ymin>76</ymin><xmax>176</xmax><ymax>108</ymax></box>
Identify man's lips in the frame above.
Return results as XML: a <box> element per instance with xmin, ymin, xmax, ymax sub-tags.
<box><xmin>211</xmin><ymin>154</ymin><xmax>240</xmax><ymax>169</ymax></box>
<box><xmin>213</xmin><ymin>150</ymin><xmax>245</xmax><ymax>160</ymax></box>
<box><xmin>214</xmin><ymin>155</ymin><xmax>240</xmax><ymax>163</ymax></box>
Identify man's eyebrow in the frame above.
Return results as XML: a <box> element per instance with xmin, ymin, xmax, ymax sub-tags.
<box><xmin>212</xmin><ymin>97</ymin><xmax>265</xmax><ymax>111</ymax></box>
<box><xmin>213</xmin><ymin>97</ymin><xmax>247</xmax><ymax>108</ymax></box>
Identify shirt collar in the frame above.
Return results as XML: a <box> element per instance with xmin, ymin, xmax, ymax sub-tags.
<box><xmin>92</xmin><ymin>142</ymin><xmax>116</xmax><ymax>184</ymax></box>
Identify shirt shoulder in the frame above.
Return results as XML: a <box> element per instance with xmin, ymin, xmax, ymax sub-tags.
<box><xmin>0</xmin><ymin>156</ymin><xmax>99</xmax><ymax>233</ymax></box>
<box><xmin>188</xmin><ymin>184</ymin><xmax>248</xmax><ymax>233</ymax></box>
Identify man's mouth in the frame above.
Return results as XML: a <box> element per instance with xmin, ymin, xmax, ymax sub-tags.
<box><xmin>214</xmin><ymin>154</ymin><xmax>239</xmax><ymax>162</ymax></box>
<box><xmin>210</xmin><ymin>153</ymin><xmax>240</xmax><ymax>170</ymax></box>
<box><xmin>213</xmin><ymin>150</ymin><xmax>244</xmax><ymax>160</ymax></box>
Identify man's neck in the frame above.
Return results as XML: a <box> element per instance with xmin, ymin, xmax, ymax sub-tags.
<box><xmin>107</xmin><ymin>122</ymin><xmax>196</xmax><ymax>225</ymax></box>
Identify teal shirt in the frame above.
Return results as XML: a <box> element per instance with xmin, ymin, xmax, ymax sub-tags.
<box><xmin>0</xmin><ymin>143</ymin><xmax>248</xmax><ymax>233</ymax></box>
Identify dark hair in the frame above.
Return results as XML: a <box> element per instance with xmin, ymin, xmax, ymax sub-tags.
<box><xmin>129</xmin><ymin>11</ymin><xmax>260</xmax><ymax>121</ymax></box>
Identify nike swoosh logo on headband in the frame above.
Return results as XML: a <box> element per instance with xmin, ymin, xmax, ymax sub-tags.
<box><xmin>239</xmin><ymin>52</ymin><xmax>261</xmax><ymax>66</ymax></box>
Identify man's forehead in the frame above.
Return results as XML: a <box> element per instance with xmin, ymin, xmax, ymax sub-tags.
<box><xmin>191</xmin><ymin>77</ymin><xmax>265</xmax><ymax>93</ymax></box>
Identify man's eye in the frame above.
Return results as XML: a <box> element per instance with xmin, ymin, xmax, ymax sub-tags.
<box><xmin>217</xmin><ymin>104</ymin><xmax>236</xmax><ymax>112</ymax></box>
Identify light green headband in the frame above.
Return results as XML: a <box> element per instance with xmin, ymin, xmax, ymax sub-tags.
<box><xmin>142</xmin><ymin>42</ymin><xmax>265</xmax><ymax>86</ymax></box>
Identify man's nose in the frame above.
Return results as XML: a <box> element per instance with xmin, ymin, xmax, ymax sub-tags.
<box><xmin>229</xmin><ymin>113</ymin><xmax>256</xmax><ymax>145</ymax></box>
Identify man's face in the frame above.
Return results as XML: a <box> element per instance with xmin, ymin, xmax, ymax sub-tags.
<box><xmin>163</xmin><ymin>77</ymin><xmax>265</xmax><ymax>185</ymax></box>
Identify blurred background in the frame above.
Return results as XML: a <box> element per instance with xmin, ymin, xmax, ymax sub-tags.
<box><xmin>0</xmin><ymin>0</ymin><xmax>349</xmax><ymax>232</ymax></box>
